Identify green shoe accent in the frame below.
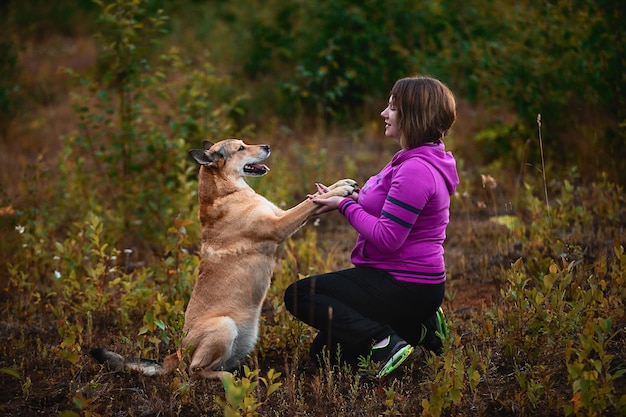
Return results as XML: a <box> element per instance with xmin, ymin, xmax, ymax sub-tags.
<box><xmin>435</xmin><ymin>307</ymin><xmax>448</xmax><ymax>338</ymax></box>
<box><xmin>418</xmin><ymin>324</ymin><xmax>427</xmax><ymax>344</ymax></box>
<box><xmin>372</xmin><ymin>335</ymin><xmax>391</xmax><ymax>350</ymax></box>
<box><xmin>376</xmin><ymin>344</ymin><xmax>414</xmax><ymax>379</ymax></box>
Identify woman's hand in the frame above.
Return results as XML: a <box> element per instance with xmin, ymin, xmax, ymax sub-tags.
<box><xmin>311</xmin><ymin>183</ymin><xmax>343</xmax><ymax>214</ymax></box>
<box><xmin>309</xmin><ymin>182</ymin><xmax>358</xmax><ymax>214</ymax></box>
<box><xmin>313</xmin><ymin>194</ymin><xmax>344</xmax><ymax>213</ymax></box>
<box><xmin>307</xmin><ymin>182</ymin><xmax>328</xmax><ymax>200</ymax></box>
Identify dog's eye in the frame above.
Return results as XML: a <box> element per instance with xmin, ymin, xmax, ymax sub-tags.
<box><xmin>238</xmin><ymin>145</ymin><xmax>245</xmax><ymax>151</ymax></box>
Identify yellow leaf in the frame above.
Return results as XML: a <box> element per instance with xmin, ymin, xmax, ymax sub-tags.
<box><xmin>549</xmin><ymin>262</ymin><xmax>558</xmax><ymax>275</ymax></box>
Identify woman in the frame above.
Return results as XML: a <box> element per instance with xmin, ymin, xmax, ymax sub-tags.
<box><xmin>284</xmin><ymin>76</ymin><xmax>459</xmax><ymax>378</ymax></box>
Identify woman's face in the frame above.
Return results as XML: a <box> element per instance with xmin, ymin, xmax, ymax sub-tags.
<box><xmin>380</xmin><ymin>96</ymin><xmax>400</xmax><ymax>140</ymax></box>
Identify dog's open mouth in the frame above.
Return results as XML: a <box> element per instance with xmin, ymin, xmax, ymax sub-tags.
<box><xmin>243</xmin><ymin>163</ymin><xmax>270</xmax><ymax>176</ymax></box>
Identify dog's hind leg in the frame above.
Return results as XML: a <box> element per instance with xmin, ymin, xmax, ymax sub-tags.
<box><xmin>186</xmin><ymin>316</ymin><xmax>239</xmax><ymax>380</ymax></box>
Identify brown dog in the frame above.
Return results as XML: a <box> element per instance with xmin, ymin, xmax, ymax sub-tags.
<box><xmin>91</xmin><ymin>139</ymin><xmax>357</xmax><ymax>379</ymax></box>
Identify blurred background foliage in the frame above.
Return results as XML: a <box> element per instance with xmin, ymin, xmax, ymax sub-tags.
<box><xmin>2</xmin><ymin>0</ymin><xmax>625</xmax><ymax>179</ymax></box>
<box><xmin>0</xmin><ymin>0</ymin><xmax>623</xmax><ymax>259</ymax></box>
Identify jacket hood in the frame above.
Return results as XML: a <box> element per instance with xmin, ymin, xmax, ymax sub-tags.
<box><xmin>391</xmin><ymin>142</ymin><xmax>459</xmax><ymax>195</ymax></box>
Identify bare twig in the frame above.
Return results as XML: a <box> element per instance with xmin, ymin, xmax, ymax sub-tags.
<box><xmin>537</xmin><ymin>114</ymin><xmax>551</xmax><ymax>225</ymax></box>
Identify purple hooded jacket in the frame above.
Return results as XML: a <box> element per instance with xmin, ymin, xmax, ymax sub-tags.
<box><xmin>338</xmin><ymin>142</ymin><xmax>459</xmax><ymax>284</ymax></box>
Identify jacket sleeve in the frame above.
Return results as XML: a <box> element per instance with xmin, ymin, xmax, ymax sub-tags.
<box><xmin>338</xmin><ymin>159</ymin><xmax>435</xmax><ymax>253</ymax></box>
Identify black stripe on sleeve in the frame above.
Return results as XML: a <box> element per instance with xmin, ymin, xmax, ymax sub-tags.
<box><xmin>381</xmin><ymin>210</ymin><xmax>412</xmax><ymax>228</ymax></box>
<box><xmin>386</xmin><ymin>196</ymin><xmax>422</xmax><ymax>214</ymax></box>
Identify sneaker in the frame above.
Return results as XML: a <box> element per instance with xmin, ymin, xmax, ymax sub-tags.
<box><xmin>371</xmin><ymin>335</ymin><xmax>414</xmax><ymax>379</ymax></box>
<box><xmin>419</xmin><ymin>307</ymin><xmax>448</xmax><ymax>355</ymax></box>
<box><xmin>435</xmin><ymin>307</ymin><xmax>449</xmax><ymax>338</ymax></box>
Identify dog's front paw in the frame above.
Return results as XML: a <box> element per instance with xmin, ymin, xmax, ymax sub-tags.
<box><xmin>331</xmin><ymin>184</ymin><xmax>357</xmax><ymax>197</ymax></box>
<box><xmin>329</xmin><ymin>179</ymin><xmax>358</xmax><ymax>190</ymax></box>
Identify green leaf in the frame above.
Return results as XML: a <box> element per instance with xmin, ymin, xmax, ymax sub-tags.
<box><xmin>267</xmin><ymin>382</ymin><xmax>282</xmax><ymax>396</ymax></box>
<box><xmin>53</xmin><ymin>241</ymin><xmax>64</xmax><ymax>253</ymax></box>
<box><xmin>0</xmin><ymin>367</ymin><xmax>20</xmax><ymax>379</ymax></box>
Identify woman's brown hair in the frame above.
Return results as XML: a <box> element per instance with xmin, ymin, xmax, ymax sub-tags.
<box><xmin>391</xmin><ymin>76</ymin><xmax>456</xmax><ymax>149</ymax></box>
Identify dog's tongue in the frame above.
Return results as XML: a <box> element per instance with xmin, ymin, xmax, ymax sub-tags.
<box><xmin>250</xmin><ymin>164</ymin><xmax>270</xmax><ymax>171</ymax></box>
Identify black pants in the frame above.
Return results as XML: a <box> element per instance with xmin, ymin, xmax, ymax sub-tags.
<box><xmin>283</xmin><ymin>266</ymin><xmax>445</xmax><ymax>365</ymax></box>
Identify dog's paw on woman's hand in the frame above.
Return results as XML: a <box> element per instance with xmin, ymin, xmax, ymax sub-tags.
<box><xmin>330</xmin><ymin>179</ymin><xmax>358</xmax><ymax>189</ymax></box>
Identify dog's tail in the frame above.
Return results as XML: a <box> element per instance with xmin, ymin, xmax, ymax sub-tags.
<box><xmin>90</xmin><ymin>348</ymin><xmax>180</xmax><ymax>376</ymax></box>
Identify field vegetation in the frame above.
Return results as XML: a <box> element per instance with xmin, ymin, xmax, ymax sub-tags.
<box><xmin>1</xmin><ymin>1</ymin><xmax>625</xmax><ymax>415</ymax></box>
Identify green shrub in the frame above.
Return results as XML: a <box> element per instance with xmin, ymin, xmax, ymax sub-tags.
<box><xmin>216</xmin><ymin>366</ymin><xmax>282</xmax><ymax>417</ymax></box>
<box><xmin>58</xmin><ymin>0</ymin><xmax>242</xmax><ymax>253</ymax></box>
<box><xmin>481</xmin><ymin>174</ymin><xmax>626</xmax><ymax>415</ymax></box>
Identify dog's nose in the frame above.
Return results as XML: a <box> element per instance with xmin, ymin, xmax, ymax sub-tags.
<box><xmin>262</xmin><ymin>145</ymin><xmax>270</xmax><ymax>152</ymax></box>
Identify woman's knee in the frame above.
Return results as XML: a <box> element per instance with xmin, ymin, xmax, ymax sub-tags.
<box><xmin>284</xmin><ymin>277</ymin><xmax>316</xmax><ymax>317</ymax></box>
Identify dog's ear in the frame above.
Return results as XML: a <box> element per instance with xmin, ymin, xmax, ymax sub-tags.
<box><xmin>189</xmin><ymin>149</ymin><xmax>222</xmax><ymax>166</ymax></box>
<box><xmin>202</xmin><ymin>140</ymin><xmax>214</xmax><ymax>150</ymax></box>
